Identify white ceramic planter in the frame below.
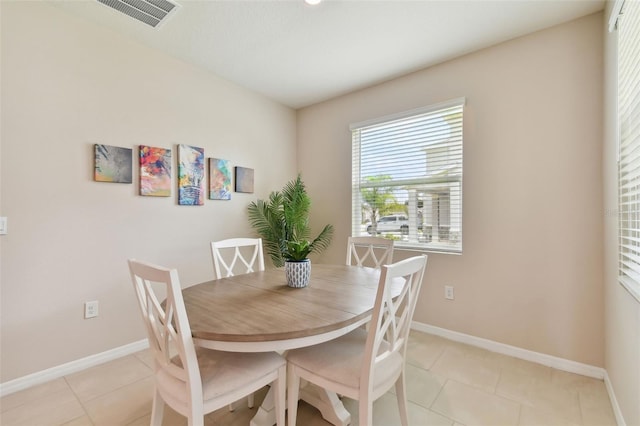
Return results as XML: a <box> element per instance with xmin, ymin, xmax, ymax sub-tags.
<box><xmin>285</xmin><ymin>259</ymin><xmax>311</xmax><ymax>288</ymax></box>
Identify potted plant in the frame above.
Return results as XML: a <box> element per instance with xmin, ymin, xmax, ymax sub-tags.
<box><xmin>248</xmin><ymin>175</ymin><xmax>333</xmax><ymax>287</ymax></box>
<box><xmin>282</xmin><ymin>240</ymin><xmax>313</xmax><ymax>288</ymax></box>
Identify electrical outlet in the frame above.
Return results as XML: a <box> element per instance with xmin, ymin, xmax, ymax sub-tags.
<box><xmin>444</xmin><ymin>285</ymin><xmax>454</xmax><ymax>300</ymax></box>
<box><xmin>85</xmin><ymin>300</ymin><xmax>99</xmax><ymax>319</ymax></box>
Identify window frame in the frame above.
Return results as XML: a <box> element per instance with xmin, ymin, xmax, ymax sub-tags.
<box><xmin>614</xmin><ymin>0</ymin><xmax>640</xmax><ymax>302</ymax></box>
<box><xmin>350</xmin><ymin>98</ymin><xmax>465</xmax><ymax>254</ymax></box>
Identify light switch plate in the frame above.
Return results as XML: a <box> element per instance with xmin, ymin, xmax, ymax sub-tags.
<box><xmin>0</xmin><ymin>217</ymin><xmax>7</xmax><ymax>235</ymax></box>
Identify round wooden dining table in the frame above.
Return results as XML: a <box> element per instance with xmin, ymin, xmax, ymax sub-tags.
<box><xmin>181</xmin><ymin>263</ymin><xmax>403</xmax><ymax>426</ymax></box>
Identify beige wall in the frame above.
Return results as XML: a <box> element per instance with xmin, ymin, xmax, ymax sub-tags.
<box><xmin>0</xmin><ymin>2</ymin><xmax>297</xmax><ymax>382</ymax></box>
<box><xmin>3</xmin><ymin>4</ymin><xmax>630</xmax><ymax>414</ymax></box>
<box><xmin>603</xmin><ymin>2</ymin><xmax>640</xmax><ymax>425</ymax></box>
<box><xmin>299</xmin><ymin>13</ymin><xmax>605</xmax><ymax>367</ymax></box>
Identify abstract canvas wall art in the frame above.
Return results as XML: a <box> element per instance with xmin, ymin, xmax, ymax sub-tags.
<box><xmin>234</xmin><ymin>166</ymin><xmax>254</xmax><ymax>193</ymax></box>
<box><xmin>178</xmin><ymin>144</ymin><xmax>205</xmax><ymax>205</ymax></box>
<box><xmin>94</xmin><ymin>144</ymin><xmax>132</xmax><ymax>183</ymax></box>
<box><xmin>209</xmin><ymin>158</ymin><xmax>231</xmax><ymax>200</ymax></box>
<box><xmin>139</xmin><ymin>145</ymin><xmax>171</xmax><ymax>197</ymax></box>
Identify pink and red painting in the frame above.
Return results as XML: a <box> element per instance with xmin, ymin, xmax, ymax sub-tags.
<box><xmin>139</xmin><ymin>145</ymin><xmax>171</xmax><ymax>197</ymax></box>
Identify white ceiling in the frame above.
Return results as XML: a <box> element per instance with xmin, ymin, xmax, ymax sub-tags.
<box><xmin>51</xmin><ymin>0</ymin><xmax>605</xmax><ymax>109</ymax></box>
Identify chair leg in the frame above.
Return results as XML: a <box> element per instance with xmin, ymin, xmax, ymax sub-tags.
<box><xmin>187</xmin><ymin>415</ymin><xmax>204</xmax><ymax>426</ymax></box>
<box><xmin>150</xmin><ymin>389</ymin><xmax>165</xmax><ymax>426</ymax></box>
<box><xmin>395</xmin><ymin>372</ymin><xmax>409</xmax><ymax>426</ymax></box>
<box><xmin>274</xmin><ymin>365</ymin><xmax>286</xmax><ymax>426</ymax></box>
<box><xmin>287</xmin><ymin>364</ymin><xmax>301</xmax><ymax>426</ymax></box>
<box><xmin>358</xmin><ymin>396</ymin><xmax>373</xmax><ymax>426</ymax></box>
<box><xmin>228</xmin><ymin>394</ymin><xmax>253</xmax><ymax>411</ymax></box>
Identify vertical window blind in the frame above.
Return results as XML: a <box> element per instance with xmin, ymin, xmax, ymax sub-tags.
<box><xmin>351</xmin><ymin>98</ymin><xmax>465</xmax><ymax>252</ymax></box>
<box><xmin>617</xmin><ymin>0</ymin><xmax>640</xmax><ymax>300</ymax></box>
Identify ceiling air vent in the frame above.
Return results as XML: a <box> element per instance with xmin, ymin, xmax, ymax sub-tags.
<box><xmin>96</xmin><ymin>0</ymin><xmax>180</xmax><ymax>28</ymax></box>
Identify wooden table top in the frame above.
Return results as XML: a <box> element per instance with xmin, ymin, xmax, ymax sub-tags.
<box><xmin>182</xmin><ymin>264</ymin><xmax>401</xmax><ymax>350</ymax></box>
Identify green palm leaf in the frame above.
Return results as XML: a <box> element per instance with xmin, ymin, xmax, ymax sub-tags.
<box><xmin>247</xmin><ymin>174</ymin><xmax>333</xmax><ymax>267</ymax></box>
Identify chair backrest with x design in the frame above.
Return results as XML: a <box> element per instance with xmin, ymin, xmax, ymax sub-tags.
<box><xmin>346</xmin><ymin>236</ymin><xmax>394</xmax><ymax>269</ymax></box>
<box><xmin>129</xmin><ymin>259</ymin><xmax>287</xmax><ymax>425</ymax></box>
<box><xmin>211</xmin><ymin>238</ymin><xmax>265</xmax><ymax>279</ymax></box>
<box><xmin>128</xmin><ymin>259</ymin><xmax>203</xmax><ymax>418</ymax></box>
<box><xmin>361</xmin><ymin>255</ymin><xmax>427</xmax><ymax>393</ymax></box>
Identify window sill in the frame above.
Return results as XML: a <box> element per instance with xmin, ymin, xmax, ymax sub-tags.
<box><xmin>619</xmin><ymin>276</ymin><xmax>640</xmax><ymax>304</ymax></box>
<box><xmin>394</xmin><ymin>241</ymin><xmax>462</xmax><ymax>255</ymax></box>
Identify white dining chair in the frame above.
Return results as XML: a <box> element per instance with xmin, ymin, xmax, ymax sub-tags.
<box><xmin>211</xmin><ymin>237</ymin><xmax>265</xmax><ymax>279</ymax></box>
<box><xmin>128</xmin><ymin>259</ymin><xmax>286</xmax><ymax>426</ymax></box>
<box><xmin>210</xmin><ymin>237</ymin><xmax>265</xmax><ymax>410</ymax></box>
<box><xmin>346</xmin><ymin>236</ymin><xmax>394</xmax><ymax>269</ymax></box>
<box><xmin>286</xmin><ymin>255</ymin><xmax>428</xmax><ymax>426</ymax></box>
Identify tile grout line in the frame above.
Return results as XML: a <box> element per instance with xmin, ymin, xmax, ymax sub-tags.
<box><xmin>577</xmin><ymin>390</ymin><xmax>586</xmax><ymax>426</ymax></box>
<box><xmin>63</xmin><ymin>375</ymin><xmax>95</xmax><ymax>426</ymax></box>
<box><xmin>60</xmin><ymin>355</ymin><xmax>154</xmax><ymax>426</ymax></box>
<box><xmin>515</xmin><ymin>403</ymin><xmax>523</xmax><ymax>426</ymax></box>
<box><xmin>427</xmin><ymin>377</ymin><xmax>451</xmax><ymax>419</ymax></box>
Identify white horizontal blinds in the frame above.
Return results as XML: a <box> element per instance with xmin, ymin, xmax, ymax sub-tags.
<box><xmin>351</xmin><ymin>99</ymin><xmax>464</xmax><ymax>252</ymax></box>
<box><xmin>618</xmin><ymin>0</ymin><xmax>640</xmax><ymax>291</ymax></box>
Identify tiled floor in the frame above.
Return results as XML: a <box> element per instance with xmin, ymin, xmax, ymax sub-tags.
<box><xmin>0</xmin><ymin>330</ymin><xmax>617</xmax><ymax>426</ymax></box>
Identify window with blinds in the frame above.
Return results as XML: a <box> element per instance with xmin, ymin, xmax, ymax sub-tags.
<box><xmin>617</xmin><ymin>0</ymin><xmax>640</xmax><ymax>300</ymax></box>
<box><xmin>351</xmin><ymin>98</ymin><xmax>465</xmax><ymax>253</ymax></box>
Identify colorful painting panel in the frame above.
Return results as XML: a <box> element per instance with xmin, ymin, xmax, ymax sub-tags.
<box><xmin>178</xmin><ymin>144</ymin><xmax>205</xmax><ymax>205</ymax></box>
<box><xmin>139</xmin><ymin>145</ymin><xmax>172</xmax><ymax>197</ymax></box>
<box><xmin>209</xmin><ymin>158</ymin><xmax>232</xmax><ymax>200</ymax></box>
<box><xmin>235</xmin><ymin>166</ymin><xmax>254</xmax><ymax>193</ymax></box>
<box><xmin>94</xmin><ymin>144</ymin><xmax>132</xmax><ymax>183</ymax></box>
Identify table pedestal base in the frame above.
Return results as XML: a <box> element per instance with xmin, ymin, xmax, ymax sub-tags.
<box><xmin>249</xmin><ymin>383</ymin><xmax>351</xmax><ymax>426</ymax></box>
<box><xmin>300</xmin><ymin>384</ymin><xmax>351</xmax><ymax>426</ymax></box>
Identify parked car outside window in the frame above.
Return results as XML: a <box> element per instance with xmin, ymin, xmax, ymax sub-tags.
<box><xmin>367</xmin><ymin>214</ymin><xmax>409</xmax><ymax>235</ymax></box>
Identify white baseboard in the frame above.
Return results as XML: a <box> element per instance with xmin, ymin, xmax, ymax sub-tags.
<box><xmin>604</xmin><ymin>371</ymin><xmax>627</xmax><ymax>426</ymax></box>
<box><xmin>411</xmin><ymin>321</ymin><xmax>606</xmax><ymax>379</ymax></box>
<box><xmin>0</xmin><ymin>339</ymin><xmax>148</xmax><ymax>398</ymax></box>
